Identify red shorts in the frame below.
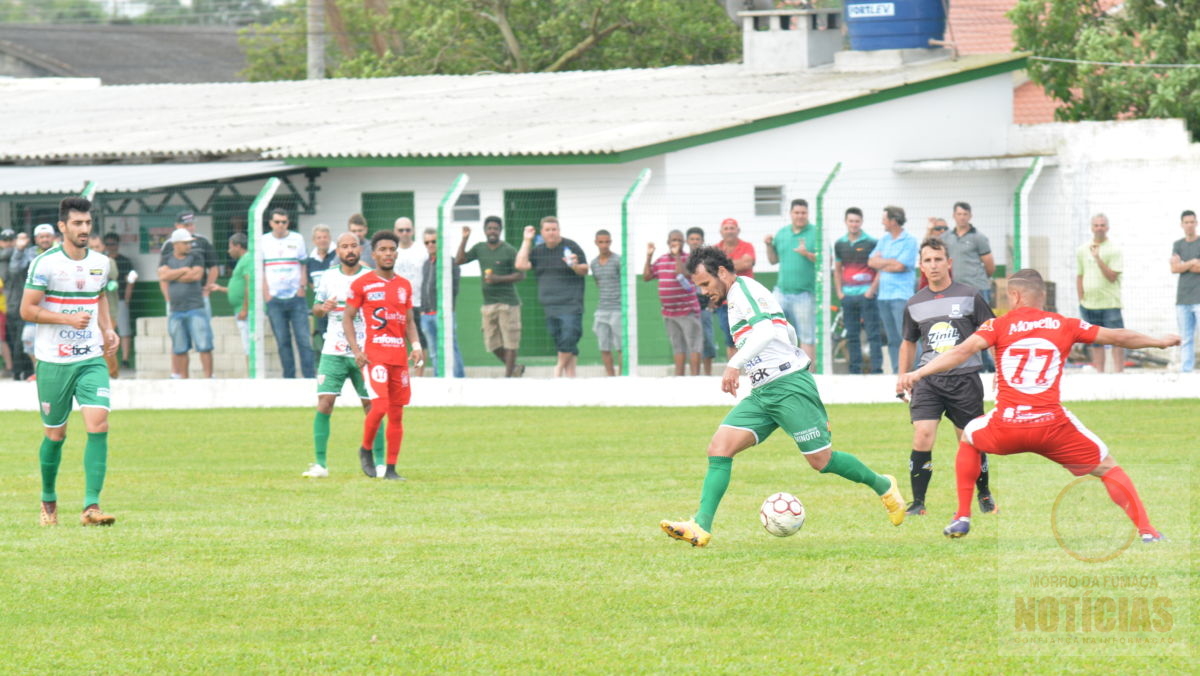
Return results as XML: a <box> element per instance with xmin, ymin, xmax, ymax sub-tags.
<box><xmin>362</xmin><ymin>363</ymin><xmax>411</xmax><ymax>406</ymax></box>
<box><xmin>962</xmin><ymin>409</ymin><xmax>1108</xmax><ymax>476</ymax></box>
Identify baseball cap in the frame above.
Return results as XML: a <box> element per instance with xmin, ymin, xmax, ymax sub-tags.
<box><xmin>168</xmin><ymin>229</ymin><xmax>195</xmax><ymax>244</ymax></box>
<box><xmin>33</xmin><ymin>223</ymin><xmax>56</xmax><ymax>236</ymax></box>
<box><xmin>720</xmin><ymin>218</ymin><xmax>738</xmax><ymax>227</ymax></box>
<box><xmin>0</xmin><ymin>228</ymin><xmax>14</xmax><ymax>240</ymax></box>
<box><xmin>176</xmin><ymin>210</ymin><xmax>195</xmax><ymax>224</ymax></box>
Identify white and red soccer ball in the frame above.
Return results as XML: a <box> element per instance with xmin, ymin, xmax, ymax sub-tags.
<box><xmin>760</xmin><ymin>492</ymin><xmax>806</xmax><ymax>537</ymax></box>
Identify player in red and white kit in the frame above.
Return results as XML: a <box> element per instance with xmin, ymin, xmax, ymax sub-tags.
<box><xmin>343</xmin><ymin>230</ymin><xmax>424</xmax><ymax>481</ymax></box>
<box><xmin>899</xmin><ymin>269</ymin><xmax>1179</xmax><ymax>541</ymax></box>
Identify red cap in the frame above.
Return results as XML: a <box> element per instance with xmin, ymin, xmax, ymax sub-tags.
<box><xmin>720</xmin><ymin>218</ymin><xmax>738</xmax><ymax>227</ymax></box>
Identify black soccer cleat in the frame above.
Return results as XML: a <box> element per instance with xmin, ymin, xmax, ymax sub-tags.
<box><xmin>382</xmin><ymin>468</ymin><xmax>406</xmax><ymax>482</ymax></box>
<box><xmin>977</xmin><ymin>492</ymin><xmax>998</xmax><ymax>514</ymax></box>
<box><xmin>905</xmin><ymin>501</ymin><xmax>927</xmax><ymax>516</ymax></box>
<box><xmin>359</xmin><ymin>447</ymin><xmax>375</xmax><ymax>478</ymax></box>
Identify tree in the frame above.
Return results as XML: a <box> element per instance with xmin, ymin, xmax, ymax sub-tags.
<box><xmin>239</xmin><ymin>0</ymin><xmax>740</xmax><ymax>81</ymax></box>
<box><xmin>0</xmin><ymin>0</ymin><xmax>104</xmax><ymax>22</ymax></box>
<box><xmin>1011</xmin><ymin>0</ymin><xmax>1200</xmax><ymax>140</ymax></box>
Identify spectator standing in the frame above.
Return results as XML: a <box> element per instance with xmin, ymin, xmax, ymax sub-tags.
<box><xmin>159</xmin><ymin>210</ymin><xmax>218</xmax><ymax>314</ymax></box>
<box><xmin>516</xmin><ymin>216</ymin><xmax>589</xmax><ymax>378</ymax></box>
<box><xmin>1076</xmin><ymin>213</ymin><xmax>1125</xmax><ymax>373</ymax></box>
<box><xmin>393</xmin><ymin>217</ymin><xmax>427</xmax><ymax>374</ymax></box>
<box><xmin>17</xmin><ymin>225</ymin><xmax>58</xmax><ymax>378</ymax></box>
<box><xmin>102</xmin><ymin>232</ymin><xmax>134</xmax><ymax>368</ymax></box>
<box><xmin>714</xmin><ymin>217</ymin><xmax>755</xmax><ymax>358</ymax></box>
<box><xmin>591</xmin><ymin>229</ymin><xmax>622</xmax><ymax>376</ymax></box>
<box><xmin>211</xmin><ymin>233</ymin><xmax>252</xmax><ymax>366</ymax></box>
<box><xmin>833</xmin><ymin>207</ymin><xmax>883</xmax><ymax>374</ymax></box>
<box><xmin>644</xmin><ymin>230</ymin><xmax>702</xmax><ymax>375</ymax></box>
<box><xmin>157</xmin><ymin>229</ymin><xmax>213</xmax><ymax>378</ymax></box>
<box><xmin>764</xmin><ymin>198</ymin><xmax>818</xmax><ymax>362</ymax></box>
<box><xmin>456</xmin><ymin>217</ymin><xmax>525</xmax><ymax>377</ymax></box>
<box><xmin>869</xmin><ymin>206</ymin><xmax>918</xmax><ymax>374</ymax></box>
<box><xmin>306</xmin><ymin>224</ymin><xmax>336</xmax><ymax>352</ymax></box>
<box><xmin>89</xmin><ymin>234</ymin><xmax>121</xmax><ymax>378</ymax></box>
<box><xmin>686</xmin><ymin>227</ymin><xmax>715</xmax><ymax>375</ymax></box>
<box><xmin>348</xmin><ymin>213</ymin><xmax>374</xmax><ymax>268</ymax></box>
<box><xmin>261</xmin><ymin>208</ymin><xmax>314</xmax><ymax>378</ymax></box>
<box><xmin>942</xmin><ymin>202</ymin><xmax>996</xmax><ymax>372</ymax></box>
<box><xmin>1171</xmin><ymin>209</ymin><xmax>1200</xmax><ymax>372</ymax></box>
<box><xmin>0</xmin><ymin>228</ymin><xmax>14</xmax><ymax>376</ymax></box>
<box><xmin>419</xmin><ymin>227</ymin><xmax>464</xmax><ymax>378</ymax></box>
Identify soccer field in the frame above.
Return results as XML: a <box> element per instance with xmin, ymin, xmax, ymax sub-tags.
<box><xmin>0</xmin><ymin>401</ymin><xmax>1194</xmax><ymax>672</ymax></box>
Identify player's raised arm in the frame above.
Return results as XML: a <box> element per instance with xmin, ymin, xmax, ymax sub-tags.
<box><xmin>1091</xmin><ymin>327</ymin><xmax>1180</xmax><ymax>350</ymax></box>
<box><xmin>899</xmin><ymin>334</ymin><xmax>989</xmax><ymax>392</ymax></box>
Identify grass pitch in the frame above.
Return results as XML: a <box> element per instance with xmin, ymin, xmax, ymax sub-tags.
<box><xmin>0</xmin><ymin>401</ymin><xmax>1195</xmax><ymax>673</ymax></box>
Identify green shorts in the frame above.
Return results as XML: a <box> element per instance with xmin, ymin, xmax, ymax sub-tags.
<box><xmin>316</xmin><ymin>354</ymin><xmax>369</xmax><ymax>399</ymax></box>
<box><xmin>36</xmin><ymin>357</ymin><xmax>111</xmax><ymax>428</ymax></box>
<box><xmin>721</xmin><ymin>371</ymin><xmax>832</xmax><ymax>454</ymax></box>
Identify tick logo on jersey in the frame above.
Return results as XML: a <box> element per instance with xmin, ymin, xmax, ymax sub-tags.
<box><xmin>57</xmin><ymin>344</ymin><xmax>93</xmax><ymax>357</ymax></box>
<box><xmin>927</xmin><ymin>321</ymin><xmax>960</xmax><ymax>353</ymax></box>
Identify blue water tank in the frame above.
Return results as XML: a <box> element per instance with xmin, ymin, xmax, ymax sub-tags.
<box><xmin>844</xmin><ymin>0</ymin><xmax>946</xmax><ymax>51</ymax></box>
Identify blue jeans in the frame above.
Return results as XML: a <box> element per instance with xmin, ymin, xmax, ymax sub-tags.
<box><xmin>877</xmin><ymin>298</ymin><xmax>908</xmax><ymax>374</ymax></box>
<box><xmin>419</xmin><ymin>312</ymin><xmax>465</xmax><ymax>378</ymax></box>
<box><xmin>168</xmin><ymin>308</ymin><xmax>213</xmax><ymax>354</ymax></box>
<box><xmin>774</xmin><ymin>289</ymin><xmax>815</xmax><ymax>345</ymax></box>
<box><xmin>545</xmin><ymin>313</ymin><xmax>583</xmax><ymax>355</ymax></box>
<box><xmin>266</xmin><ymin>296</ymin><xmax>315</xmax><ymax>378</ymax></box>
<box><xmin>1177</xmin><ymin>303</ymin><xmax>1200</xmax><ymax>372</ymax></box>
<box><xmin>841</xmin><ymin>294</ymin><xmax>883</xmax><ymax>374</ymax></box>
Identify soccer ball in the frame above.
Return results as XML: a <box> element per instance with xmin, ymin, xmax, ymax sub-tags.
<box><xmin>759</xmin><ymin>492</ymin><xmax>805</xmax><ymax>537</ymax></box>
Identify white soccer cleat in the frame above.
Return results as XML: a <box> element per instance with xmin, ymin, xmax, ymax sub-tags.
<box><xmin>376</xmin><ymin>464</ymin><xmax>386</xmax><ymax>479</ymax></box>
<box><xmin>302</xmin><ymin>463</ymin><xmax>329</xmax><ymax>478</ymax></box>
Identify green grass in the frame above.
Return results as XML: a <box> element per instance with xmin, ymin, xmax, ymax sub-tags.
<box><xmin>0</xmin><ymin>401</ymin><xmax>1196</xmax><ymax>673</ymax></box>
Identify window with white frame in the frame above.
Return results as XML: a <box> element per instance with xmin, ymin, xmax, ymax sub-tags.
<box><xmin>453</xmin><ymin>191</ymin><xmax>481</xmax><ymax>221</ymax></box>
<box><xmin>754</xmin><ymin>186</ymin><xmax>784</xmax><ymax>216</ymax></box>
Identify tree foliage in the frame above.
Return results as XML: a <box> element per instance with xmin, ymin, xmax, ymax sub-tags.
<box><xmin>0</xmin><ymin>0</ymin><xmax>104</xmax><ymax>22</ymax></box>
<box><xmin>1010</xmin><ymin>0</ymin><xmax>1200</xmax><ymax>140</ymax></box>
<box><xmin>239</xmin><ymin>0</ymin><xmax>740</xmax><ymax>81</ymax></box>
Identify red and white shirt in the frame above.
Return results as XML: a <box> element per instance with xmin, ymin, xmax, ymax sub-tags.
<box><xmin>25</xmin><ymin>246</ymin><xmax>109</xmax><ymax>364</ymax></box>
<box><xmin>974</xmin><ymin>306</ymin><xmax>1100</xmax><ymax>425</ymax></box>
<box><xmin>346</xmin><ymin>271</ymin><xmax>413</xmax><ymax>366</ymax></box>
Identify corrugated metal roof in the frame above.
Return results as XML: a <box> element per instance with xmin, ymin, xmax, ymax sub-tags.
<box><xmin>0</xmin><ymin>54</ymin><xmax>1022</xmax><ymax>163</ymax></box>
<box><xmin>0</xmin><ymin>161</ymin><xmax>297</xmax><ymax>195</ymax></box>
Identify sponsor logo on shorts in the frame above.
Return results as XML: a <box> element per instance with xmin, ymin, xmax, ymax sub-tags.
<box><xmin>1009</xmin><ymin>317</ymin><xmax>1061</xmax><ymax>334</ymax></box>
<box><xmin>793</xmin><ymin>427</ymin><xmax>822</xmax><ymax>443</ymax></box>
<box><xmin>367</xmin><ymin>292</ymin><xmax>385</xmax><ymax>301</ymax></box>
<box><xmin>96</xmin><ymin>387</ymin><xmax>110</xmax><ymax>399</ymax></box>
<box><xmin>371</xmin><ymin>365</ymin><xmax>388</xmax><ymax>382</ymax></box>
<box><xmin>317</xmin><ymin>374</ymin><xmax>326</xmax><ymax>384</ymax></box>
<box><xmin>57</xmin><ymin>343</ymin><xmax>93</xmax><ymax>357</ymax></box>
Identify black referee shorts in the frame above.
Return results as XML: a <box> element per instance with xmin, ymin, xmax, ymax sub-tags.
<box><xmin>909</xmin><ymin>373</ymin><xmax>985</xmax><ymax>429</ymax></box>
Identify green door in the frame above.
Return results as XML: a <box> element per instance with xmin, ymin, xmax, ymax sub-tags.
<box><xmin>504</xmin><ymin>189</ymin><xmax>557</xmax><ymax>358</ymax></box>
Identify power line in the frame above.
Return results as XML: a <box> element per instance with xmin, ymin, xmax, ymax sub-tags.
<box><xmin>1031</xmin><ymin>55</ymin><xmax>1200</xmax><ymax>69</ymax></box>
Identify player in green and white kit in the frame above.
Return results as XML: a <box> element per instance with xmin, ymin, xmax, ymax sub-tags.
<box><xmin>21</xmin><ymin>197</ymin><xmax>119</xmax><ymax>527</ymax></box>
<box><xmin>304</xmin><ymin>232</ymin><xmax>386</xmax><ymax>478</ymax></box>
<box><xmin>661</xmin><ymin>246</ymin><xmax>906</xmax><ymax>547</ymax></box>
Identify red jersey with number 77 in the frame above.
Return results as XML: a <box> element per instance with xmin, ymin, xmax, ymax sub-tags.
<box><xmin>346</xmin><ymin>271</ymin><xmax>412</xmax><ymax>366</ymax></box>
<box><xmin>973</xmin><ymin>306</ymin><xmax>1100</xmax><ymax>425</ymax></box>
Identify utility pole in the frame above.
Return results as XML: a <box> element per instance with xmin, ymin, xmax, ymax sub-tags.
<box><xmin>307</xmin><ymin>0</ymin><xmax>326</xmax><ymax>80</ymax></box>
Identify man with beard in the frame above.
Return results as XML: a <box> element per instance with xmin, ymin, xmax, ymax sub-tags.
<box><xmin>304</xmin><ymin>232</ymin><xmax>386</xmax><ymax>479</ymax></box>
<box><xmin>22</xmin><ymin>198</ymin><xmax>120</xmax><ymax>526</ymax></box>
<box><xmin>344</xmin><ymin>231</ymin><xmax>424</xmax><ymax>482</ymax></box>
